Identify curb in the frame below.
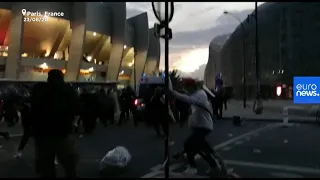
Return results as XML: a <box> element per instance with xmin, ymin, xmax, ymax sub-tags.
<box><xmin>222</xmin><ymin>117</ymin><xmax>317</xmax><ymax>125</ymax></box>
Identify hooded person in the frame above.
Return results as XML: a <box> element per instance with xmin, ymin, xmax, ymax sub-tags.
<box><xmin>30</xmin><ymin>69</ymin><xmax>80</xmax><ymax>178</ymax></box>
<box><xmin>170</xmin><ymin>78</ymin><xmax>220</xmax><ymax>176</ymax></box>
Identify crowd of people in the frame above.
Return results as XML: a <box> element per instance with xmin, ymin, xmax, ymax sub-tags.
<box><xmin>0</xmin><ymin>69</ymin><xmax>230</xmax><ymax>178</ymax></box>
<box><xmin>0</xmin><ymin>69</ymin><xmax>140</xmax><ymax>178</ymax></box>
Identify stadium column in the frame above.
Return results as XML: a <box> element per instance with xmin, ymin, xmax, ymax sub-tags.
<box><xmin>90</xmin><ymin>35</ymin><xmax>107</xmax><ymax>59</ymax></box>
<box><xmin>5</xmin><ymin>4</ymin><xmax>24</xmax><ymax>79</ymax></box>
<box><xmin>48</xmin><ymin>26</ymin><xmax>69</xmax><ymax>58</ymax></box>
<box><xmin>65</xmin><ymin>2</ymin><xmax>86</xmax><ymax>81</ymax></box>
<box><xmin>129</xmin><ymin>13</ymin><xmax>149</xmax><ymax>87</ymax></box>
<box><xmin>106</xmin><ymin>2</ymin><xmax>126</xmax><ymax>82</ymax></box>
<box><xmin>144</xmin><ymin>60</ymin><xmax>158</xmax><ymax>75</ymax></box>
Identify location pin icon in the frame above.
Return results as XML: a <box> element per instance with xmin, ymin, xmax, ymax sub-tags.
<box><xmin>22</xmin><ymin>9</ymin><xmax>26</xmax><ymax>16</ymax></box>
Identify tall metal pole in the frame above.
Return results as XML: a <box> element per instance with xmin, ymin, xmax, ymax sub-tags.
<box><xmin>164</xmin><ymin>1</ymin><xmax>170</xmax><ymax>178</ymax></box>
<box><xmin>240</xmin><ymin>24</ymin><xmax>246</xmax><ymax>109</ymax></box>
<box><xmin>223</xmin><ymin>11</ymin><xmax>246</xmax><ymax>109</ymax></box>
<box><xmin>133</xmin><ymin>53</ymin><xmax>137</xmax><ymax>92</ymax></box>
<box><xmin>255</xmin><ymin>1</ymin><xmax>260</xmax><ymax>101</ymax></box>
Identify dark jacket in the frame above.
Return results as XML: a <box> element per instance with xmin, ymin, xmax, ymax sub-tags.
<box><xmin>30</xmin><ymin>81</ymin><xmax>80</xmax><ymax>138</ymax></box>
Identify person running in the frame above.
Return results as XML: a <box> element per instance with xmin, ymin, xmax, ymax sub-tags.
<box><xmin>169</xmin><ymin>78</ymin><xmax>219</xmax><ymax>175</ymax></box>
<box><xmin>30</xmin><ymin>69</ymin><xmax>80</xmax><ymax>178</ymax></box>
<box><xmin>13</xmin><ymin>98</ymin><xmax>32</xmax><ymax>158</ymax></box>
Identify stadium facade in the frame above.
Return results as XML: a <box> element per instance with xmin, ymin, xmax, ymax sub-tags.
<box><xmin>214</xmin><ymin>2</ymin><xmax>320</xmax><ymax>99</ymax></box>
<box><xmin>0</xmin><ymin>2</ymin><xmax>160</xmax><ymax>86</ymax></box>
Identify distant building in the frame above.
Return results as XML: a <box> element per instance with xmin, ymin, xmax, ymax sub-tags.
<box><xmin>204</xmin><ymin>34</ymin><xmax>230</xmax><ymax>90</ymax></box>
<box><xmin>220</xmin><ymin>2</ymin><xmax>320</xmax><ymax>99</ymax></box>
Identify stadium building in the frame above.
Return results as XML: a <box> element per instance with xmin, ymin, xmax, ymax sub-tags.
<box><xmin>218</xmin><ymin>2</ymin><xmax>320</xmax><ymax>99</ymax></box>
<box><xmin>0</xmin><ymin>2</ymin><xmax>160</xmax><ymax>86</ymax></box>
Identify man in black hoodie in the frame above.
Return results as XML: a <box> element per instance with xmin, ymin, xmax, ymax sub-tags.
<box><xmin>30</xmin><ymin>69</ymin><xmax>80</xmax><ymax>178</ymax></box>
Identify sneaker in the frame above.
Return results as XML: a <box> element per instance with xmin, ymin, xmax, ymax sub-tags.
<box><xmin>13</xmin><ymin>151</ymin><xmax>22</xmax><ymax>159</ymax></box>
<box><xmin>182</xmin><ymin>166</ymin><xmax>198</xmax><ymax>175</ymax></box>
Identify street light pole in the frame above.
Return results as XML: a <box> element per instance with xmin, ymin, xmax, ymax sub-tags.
<box><xmin>133</xmin><ymin>51</ymin><xmax>137</xmax><ymax>93</ymax></box>
<box><xmin>151</xmin><ymin>2</ymin><xmax>174</xmax><ymax>178</ymax></box>
<box><xmin>223</xmin><ymin>11</ymin><xmax>246</xmax><ymax>109</ymax></box>
<box><xmin>253</xmin><ymin>1</ymin><xmax>263</xmax><ymax>114</ymax></box>
<box><xmin>164</xmin><ymin>2</ymin><xmax>171</xmax><ymax>177</ymax></box>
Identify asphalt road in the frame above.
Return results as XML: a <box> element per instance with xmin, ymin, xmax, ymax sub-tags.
<box><xmin>217</xmin><ymin>123</ymin><xmax>320</xmax><ymax>178</ymax></box>
<box><xmin>168</xmin><ymin>122</ymin><xmax>320</xmax><ymax>178</ymax></box>
<box><xmin>0</xmin><ymin>119</ymin><xmax>269</xmax><ymax>178</ymax></box>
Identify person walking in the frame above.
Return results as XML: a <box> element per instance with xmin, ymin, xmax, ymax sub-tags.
<box><xmin>30</xmin><ymin>69</ymin><xmax>80</xmax><ymax>178</ymax></box>
<box><xmin>13</xmin><ymin>98</ymin><xmax>32</xmax><ymax>158</ymax></box>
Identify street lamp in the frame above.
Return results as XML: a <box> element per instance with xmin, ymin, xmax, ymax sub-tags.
<box><xmin>223</xmin><ymin>11</ymin><xmax>247</xmax><ymax>109</ymax></box>
<box><xmin>151</xmin><ymin>2</ymin><xmax>174</xmax><ymax>178</ymax></box>
<box><xmin>247</xmin><ymin>2</ymin><xmax>263</xmax><ymax>114</ymax></box>
<box><xmin>133</xmin><ymin>50</ymin><xmax>137</xmax><ymax>93</ymax></box>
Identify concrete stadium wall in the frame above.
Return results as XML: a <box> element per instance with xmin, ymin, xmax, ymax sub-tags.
<box><xmin>127</xmin><ymin>13</ymin><xmax>149</xmax><ymax>87</ymax></box>
<box><xmin>144</xmin><ymin>28</ymin><xmax>160</xmax><ymax>75</ymax></box>
<box><xmin>86</xmin><ymin>2</ymin><xmax>112</xmax><ymax>36</ymax></box>
<box><xmin>106</xmin><ymin>2</ymin><xmax>126</xmax><ymax>82</ymax></box>
<box><xmin>0</xmin><ymin>2</ymin><xmax>157</xmax><ymax>84</ymax></box>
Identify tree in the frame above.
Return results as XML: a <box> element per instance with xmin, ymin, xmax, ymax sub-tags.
<box><xmin>158</xmin><ymin>69</ymin><xmax>181</xmax><ymax>88</ymax></box>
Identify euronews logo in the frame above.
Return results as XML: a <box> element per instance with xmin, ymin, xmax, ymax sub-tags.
<box><xmin>295</xmin><ymin>84</ymin><xmax>320</xmax><ymax>97</ymax></box>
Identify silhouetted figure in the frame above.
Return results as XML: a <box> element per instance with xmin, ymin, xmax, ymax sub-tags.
<box><xmin>30</xmin><ymin>69</ymin><xmax>80</xmax><ymax>178</ymax></box>
<box><xmin>80</xmin><ymin>89</ymin><xmax>99</xmax><ymax>134</ymax></box>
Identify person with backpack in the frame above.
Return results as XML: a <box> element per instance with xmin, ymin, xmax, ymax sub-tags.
<box><xmin>169</xmin><ymin>78</ymin><xmax>219</xmax><ymax>176</ymax></box>
<box><xmin>30</xmin><ymin>69</ymin><xmax>81</xmax><ymax>178</ymax></box>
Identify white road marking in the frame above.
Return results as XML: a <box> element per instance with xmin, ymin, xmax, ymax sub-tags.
<box><xmin>253</xmin><ymin>133</ymin><xmax>259</xmax><ymax>137</ymax></box>
<box><xmin>225</xmin><ymin>160</ymin><xmax>320</xmax><ymax>175</ymax></box>
<box><xmin>150</xmin><ymin>164</ymin><xmax>163</xmax><ymax>172</ymax></box>
<box><xmin>222</xmin><ymin>146</ymin><xmax>232</xmax><ymax>151</ymax></box>
<box><xmin>234</xmin><ymin>141</ymin><xmax>243</xmax><ymax>145</ymax></box>
<box><xmin>146</xmin><ymin>123</ymin><xmax>281</xmax><ymax>173</ymax></box>
<box><xmin>253</xmin><ymin>148</ymin><xmax>261</xmax><ymax>154</ymax></box>
<box><xmin>270</xmin><ymin>172</ymin><xmax>304</xmax><ymax>178</ymax></box>
<box><xmin>0</xmin><ymin>133</ymin><xmax>23</xmax><ymax>138</ymax></box>
<box><xmin>140</xmin><ymin>171</ymin><xmax>209</xmax><ymax>178</ymax></box>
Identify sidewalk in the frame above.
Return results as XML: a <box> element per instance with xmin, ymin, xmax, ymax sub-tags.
<box><xmin>232</xmin><ymin>100</ymin><xmax>319</xmax><ymax>115</ymax></box>
<box><xmin>224</xmin><ymin>100</ymin><xmax>317</xmax><ymax>123</ymax></box>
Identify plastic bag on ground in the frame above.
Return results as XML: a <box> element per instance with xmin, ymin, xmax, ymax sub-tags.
<box><xmin>100</xmin><ymin>146</ymin><xmax>131</xmax><ymax>172</ymax></box>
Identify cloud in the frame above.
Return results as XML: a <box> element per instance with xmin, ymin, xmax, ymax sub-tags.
<box><xmin>126</xmin><ymin>2</ymin><xmax>265</xmax><ymax>74</ymax></box>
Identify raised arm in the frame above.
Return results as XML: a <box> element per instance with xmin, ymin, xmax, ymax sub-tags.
<box><xmin>171</xmin><ymin>90</ymin><xmax>200</xmax><ymax>106</ymax></box>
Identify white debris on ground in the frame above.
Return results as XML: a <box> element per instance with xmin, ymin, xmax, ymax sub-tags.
<box><xmin>253</xmin><ymin>148</ymin><xmax>261</xmax><ymax>154</ymax></box>
<box><xmin>228</xmin><ymin>133</ymin><xmax>233</xmax><ymax>137</ymax></box>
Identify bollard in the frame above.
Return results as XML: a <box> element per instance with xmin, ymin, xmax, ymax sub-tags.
<box><xmin>233</xmin><ymin>116</ymin><xmax>243</xmax><ymax>127</ymax></box>
<box><xmin>282</xmin><ymin>107</ymin><xmax>292</xmax><ymax>128</ymax></box>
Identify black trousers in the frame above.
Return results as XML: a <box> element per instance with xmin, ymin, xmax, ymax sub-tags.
<box><xmin>81</xmin><ymin>115</ymin><xmax>96</xmax><ymax>134</ymax></box>
<box><xmin>18</xmin><ymin>127</ymin><xmax>32</xmax><ymax>151</ymax></box>
<box><xmin>184</xmin><ymin>128</ymin><xmax>217</xmax><ymax>168</ymax></box>
<box><xmin>34</xmin><ymin>136</ymin><xmax>78</xmax><ymax>178</ymax></box>
<box><xmin>153</xmin><ymin>121</ymin><xmax>168</xmax><ymax>136</ymax></box>
<box><xmin>106</xmin><ymin>108</ymin><xmax>115</xmax><ymax>124</ymax></box>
